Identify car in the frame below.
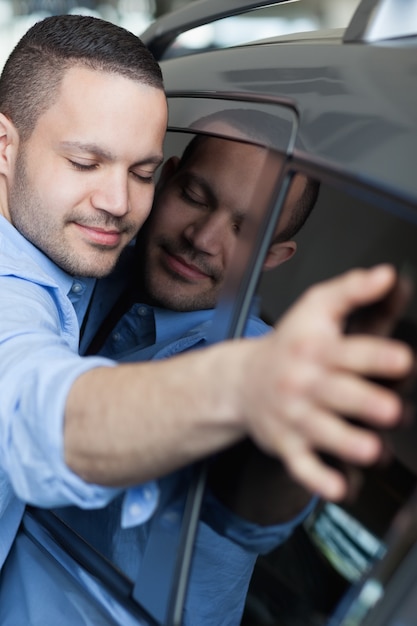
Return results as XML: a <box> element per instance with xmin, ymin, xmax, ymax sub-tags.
<box><xmin>8</xmin><ymin>0</ymin><xmax>417</xmax><ymax>624</ymax></box>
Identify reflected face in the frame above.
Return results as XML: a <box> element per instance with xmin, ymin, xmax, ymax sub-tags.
<box><xmin>7</xmin><ymin>66</ymin><xmax>167</xmax><ymax>277</ymax></box>
<box><xmin>138</xmin><ymin>137</ymin><xmax>288</xmax><ymax>311</ymax></box>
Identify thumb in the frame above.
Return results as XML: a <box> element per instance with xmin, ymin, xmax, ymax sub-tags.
<box><xmin>314</xmin><ymin>264</ymin><xmax>398</xmax><ymax>325</ymax></box>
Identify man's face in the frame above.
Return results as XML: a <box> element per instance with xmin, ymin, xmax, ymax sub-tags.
<box><xmin>138</xmin><ymin>137</ymin><xmax>283</xmax><ymax>311</ymax></box>
<box><xmin>7</xmin><ymin>66</ymin><xmax>167</xmax><ymax>277</ymax></box>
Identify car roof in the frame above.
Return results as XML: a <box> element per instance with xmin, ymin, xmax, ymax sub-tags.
<box><xmin>142</xmin><ymin>0</ymin><xmax>417</xmax><ymax>208</ymax></box>
<box><xmin>142</xmin><ymin>0</ymin><xmax>417</xmax><ymax>54</ymax></box>
<box><xmin>242</xmin><ymin>28</ymin><xmax>345</xmax><ymax>46</ymax></box>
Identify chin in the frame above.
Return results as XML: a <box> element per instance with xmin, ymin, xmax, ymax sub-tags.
<box><xmin>62</xmin><ymin>254</ymin><xmax>120</xmax><ymax>279</ymax></box>
<box><xmin>159</xmin><ymin>295</ymin><xmax>216</xmax><ymax>312</ymax></box>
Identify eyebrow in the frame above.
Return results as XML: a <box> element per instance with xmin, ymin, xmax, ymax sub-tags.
<box><xmin>59</xmin><ymin>141</ymin><xmax>164</xmax><ymax>167</ymax></box>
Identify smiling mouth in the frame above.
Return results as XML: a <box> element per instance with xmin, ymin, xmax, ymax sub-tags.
<box><xmin>164</xmin><ymin>250</ymin><xmax>211</xmax><ymax>281</ymax></box>
<box><xmin>74</xmin><ymin>223</ymin><xmax>123</xmax><ymax>247</ymax></box>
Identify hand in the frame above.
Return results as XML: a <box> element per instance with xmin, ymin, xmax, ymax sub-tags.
<box><xmin>239</xmin><ymin>265</ymin><xmax>414</xmax><ymax>501</ymax></box>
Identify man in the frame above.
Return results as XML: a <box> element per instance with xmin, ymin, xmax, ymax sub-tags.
<box><xmin>53</xmin><ymin>132</ymin><xmax>319</xmax><ymax>624</ymax></box>
<box><xmin>0</xmin><ymin>10</ymin><xmax>412</xmax><ymax>595</ymax></box>
<box><xmin>0</xmin><ymin>13</ymin><xmax>168</xmax><ymax>566</ymax></box>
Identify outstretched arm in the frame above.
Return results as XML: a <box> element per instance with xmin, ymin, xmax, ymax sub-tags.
<box><xmin>65</xmin><ymin>265</ymin><xmax>413</xmax><ymax>501</ymax></box>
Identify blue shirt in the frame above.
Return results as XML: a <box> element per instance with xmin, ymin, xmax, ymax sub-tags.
<box><xmin>0</xmin><ymin>226</ymin><xmax>315</xmax><ymax>624</ymax></box>
<box><xmin>0</xmin><ymin>216</ymin><xmax>158</xmax><ymax>569</ymax></box>
<box><xmin>55</xmin><ymin>294</ymin><xmax>315</xmax><ymax>625</ymax></box>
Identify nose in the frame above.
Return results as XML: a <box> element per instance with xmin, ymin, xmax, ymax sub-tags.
<box><xmin>184</xmin><ymin>214</ymin><xmax>226</xmax><ymax>255</ymax></box>
<box><xmin>90</xmin><ymin>170</ymin><xmax>129</xmax><ymax>217</ymax></box>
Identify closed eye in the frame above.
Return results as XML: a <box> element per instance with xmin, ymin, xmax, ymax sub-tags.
<box><xmin>180</xmin><ymin>186</ymin><xmax>208</xmax><ymax>208</ymax></box>
<box><xmin>68</xmin><ymin>159</ymin><xmax>98</xmax><ymax>171</ymax></box>
<box><xmin>130</xmin><ymin>170</ymin><xmax>156</xmax><ymax>184</ymax></box>
<box><xmin>68</xmin><ymin>159</ymin><xmax>156</xmax><ymax>184</ymax></box>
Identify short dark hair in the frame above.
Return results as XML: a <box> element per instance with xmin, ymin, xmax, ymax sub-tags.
<box><xmin>0</xmin><ymin>14</ymin><xmax>164</xmax><ymax>141</ymax></box>
<box><xmin>273</xmin><ymin>173</ymin><xmax>320</xmax><ymax>243</ymax></box>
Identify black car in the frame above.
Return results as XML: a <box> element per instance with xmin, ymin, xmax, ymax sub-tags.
<box><xmin>7</xmin><ymin>1</ymin><xmax>417</xmax><ymax>624</ymax></box>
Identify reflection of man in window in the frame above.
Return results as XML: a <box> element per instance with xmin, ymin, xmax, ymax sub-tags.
<box><xmin>88</xmin><ymin>135</ymin><xmax>316</xmax><ymax>350</ymax></box>
<box><xmin>70</xmin><ymin>131</ymin><xmax>320</xmax><ymax>624</ymax></box>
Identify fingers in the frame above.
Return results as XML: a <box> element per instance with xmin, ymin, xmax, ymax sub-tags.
<box><xmin>311</xmin><ymin>370</ymin><xmax>405</xmax><ymax>429</ymax></box>
<box><xmin>273</xmin><ymin>415</ymin><xmax>385</xmax><ymax>501</ymax></box>
<box><xmin>346</xmin><ymin>273</ymin><xmax>413</xmax><ymax>337</ymax></box>
<box><xmin>246</xmin><ymin>390</ymin><xmax>390</xmax><ymax>501</ymax></box>
<box><xmin>268</xmin><ymin>335</ymin><xmax>409</xmax><ymax>430</ymax></box>
<box><xmin>292</xmin><ymin>333</ymin><xmax>413</xmax><ymax>427</ymax></box>
<box><xmin>284</xmin><ymin>448</ymin><xmax>356</xmax><ymax>501</ymax></box>
<box><xmin>333</xmin><ymin>335</ymin><xmax>413</xmax><ymax>380</ymax></box>
<box><xmin>245</xmin><ymin>355</ymin><xmax>408</xmax><ymax>501</ymax></box>
<box><xmin>244</xmin><ymin>264</ymin><xmax>415</xmax><ymax>502</ymax></box>
<box><xmin>301</xmin><ymin>264</ymin><xmax>399</xmax><ymax>325</ymax></box>
<box><xmin>270</xmin><ymin>399</ymin><xmax>384</xmax><ymax>465</ymax></box>
<box><xmin>285</xmin><ymin>426</ymin><xmax>385</xmax><ymax>502</ymax></box>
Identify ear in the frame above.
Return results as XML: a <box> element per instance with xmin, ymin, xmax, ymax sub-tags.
<box><xmin>262</xmin><ymin>240</ymin><xmax>297</xmax><ymax>271</ymax></box>
<box><xmin>0</xmin><ymin>113</ymin><xmax>19</xmax><ymax>177</ymax></box>
<box><xmin>155</xmin><ymin>155</ymin><xmax>180</xmax><ymax>191</ymax></box>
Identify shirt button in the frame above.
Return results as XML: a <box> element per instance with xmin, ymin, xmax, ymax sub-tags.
<box><xmin>71</xmin><ymin>282</ymin><xmax>83</xmax><ymax>294</ymax></box>
<box><xmin>129</xmin><ymin>503</ymin><xmax>143</xmax><ymax>518</ymax></box>
<box><xmin>112</xmin><ymin>332</ymin><xmax>121</xmax><ymax>341</ymax></box>
<box><xmin>137</xmin><ymin>306</ymin><xmax>148</xmax><ymax>316</ymax></box>
<box><xmin>121</xmin><ymin>482</ymin><xmax>159</xmax><ymax>528</ymax></box>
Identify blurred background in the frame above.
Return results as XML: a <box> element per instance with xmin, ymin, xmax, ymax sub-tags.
<box><xmin>0</xmin><ymin>0</ymin><xmax>361</xmax><ymax>70</ymax></box>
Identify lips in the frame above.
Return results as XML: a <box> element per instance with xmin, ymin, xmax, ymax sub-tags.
<box><xmin>164</xmin><ymin>250</ymin><xmax>211</xmax><ymax>281</ymax></box>
<box><xmin>74</xmin><ymin>223</ymin><xmax>123</xmax><ymax>247</ymax></box>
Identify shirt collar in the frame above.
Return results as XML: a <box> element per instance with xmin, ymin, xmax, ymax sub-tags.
<box><xmin>0</xmin><ymin>215</ymin><xmax>95</xmax><ymax>318</ymax></box>
<box><xmin>144</xmin><ymin>297</ymin><xmax>262</xmax><ymax>346</ymax></box>
<box><xmin>152</xmin><ymin>307</ymin><xmax>213</xmax><ymax>344</ymax></box>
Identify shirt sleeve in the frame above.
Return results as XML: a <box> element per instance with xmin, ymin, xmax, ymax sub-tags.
<box><xmin>201</xmin><ymin>487</ymin><xmax>318</xmax><ymax>555</ymax></box>
<box><xmin>0</xmin><ymin>276</ymin><xmax>122</xmax><ymax>508</ymax></box>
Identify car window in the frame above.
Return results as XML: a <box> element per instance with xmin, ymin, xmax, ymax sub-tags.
<box><xmin>239</xmin><ymin>167</ymin><xmax>417</xmax><ymax>625</ymax></box>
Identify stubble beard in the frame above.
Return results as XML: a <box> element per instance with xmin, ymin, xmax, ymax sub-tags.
<box><xmin>140</xmin><ymin>235</ymin><xmax>222</xmax><ymax>312</ymax></box>
<box><xmin>8</xmin><ymin>151</ymin><xmax>134</xmax><ymax>278</ymax></box>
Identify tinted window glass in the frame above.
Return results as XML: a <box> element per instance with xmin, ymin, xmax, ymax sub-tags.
<box><xmin>240</xmin><ymin>171</ymin><xmax>417</xmax><ymax>625</ymax></box>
